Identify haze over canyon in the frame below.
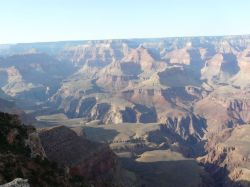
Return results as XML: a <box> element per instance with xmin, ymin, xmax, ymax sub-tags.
<box><xmin>1</xmin><ymin>35</ymin><xmax>250</xmax><ymax>187</ymax></box>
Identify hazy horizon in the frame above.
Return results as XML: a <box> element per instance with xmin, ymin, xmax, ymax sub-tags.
<box><xmin>1</xmin><ymin>34</ymin><xmax>250</xmax><ymax>45</ymax></box>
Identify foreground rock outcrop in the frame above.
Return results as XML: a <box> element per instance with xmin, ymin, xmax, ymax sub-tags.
<box><xmin>0</xmin><ymin>178</ymin><xmax>30</xmax><ymax>187</ymax></box>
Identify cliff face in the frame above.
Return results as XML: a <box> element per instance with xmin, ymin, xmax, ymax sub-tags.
<box><xmin>38</xmin><ymin>126</ymin><xmax>137</xmax><ymax>187</ymax></box>
<box><xmin>199</xmin><ymin>125</ymin><xmax>250</xmax><ymax>187</ymax></box>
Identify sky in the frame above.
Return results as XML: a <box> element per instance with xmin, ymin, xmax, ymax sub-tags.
<box><xmin>0</xmin><ymin>0</ymin><xmax>250</xmax><ymax>44</ymax></box>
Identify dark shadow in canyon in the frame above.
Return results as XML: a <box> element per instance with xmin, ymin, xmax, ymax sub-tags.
<box><xmin>119</xmin><ymin>157</ymin><xmax>213</xmax><ymax>187</ymax></box>
<box><xmin>201</xmin><ymin>162</ymin><xmax>250</xmax><ymax>187</ymax></box>
<box><xmin>120</xmin><ymin>157</ymin><xmax>250</xmax><ymax>187</ymax></box>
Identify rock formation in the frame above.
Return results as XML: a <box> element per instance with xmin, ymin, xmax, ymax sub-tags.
<box><xmin>1</xmin><ymin>35</ymin><xmax>250</xmax><ymax>186</ymax></box>
<box><xmin>199</xmin><ymin>125</ymin><xmax>250</xmax><ymax>187</ymax></box>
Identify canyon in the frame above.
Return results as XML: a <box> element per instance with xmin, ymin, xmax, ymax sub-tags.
<box><xmin>1</xmin><ymin>35</ymin><xmax>250</xmax><ymax>186</ymax></box>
